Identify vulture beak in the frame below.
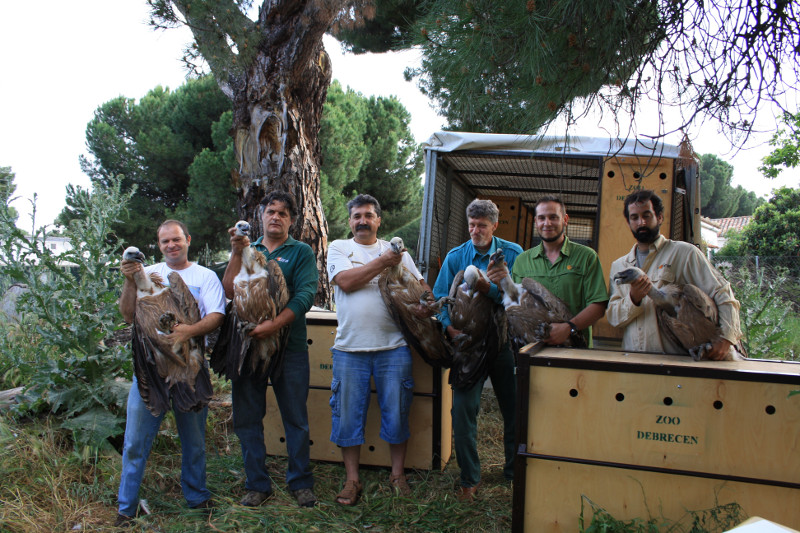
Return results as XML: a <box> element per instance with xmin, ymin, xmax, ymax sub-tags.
<box><xmin>123</xmin><ymin>246</ymin><xmax>145</xmax><ymax>263</ymax></box>
<box><xmin>234</xmin><ymin>220</ymin><xmax>251</xmax><ymax>237</ymax></box>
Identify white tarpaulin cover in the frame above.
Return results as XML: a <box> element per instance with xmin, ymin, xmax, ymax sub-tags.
<box><xmin>423</xmin><ymin>131</ymin><xmax>682</xmax><ymax>159</ymax></box>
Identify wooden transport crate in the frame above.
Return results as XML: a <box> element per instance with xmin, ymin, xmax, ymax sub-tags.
<box><xmin>306</xmin><ymin>309</ymin><xmax>437</xmax><ymax>394</ymax></box>
<box><xmin>512</xmin><ymin>345</ymin><xmax>800</xmax><ymax>532</ymax></box>
<box><xmin>264</xmin><ymin>309</ymin><xmax>452</xmax><ymax>470</ymax></box>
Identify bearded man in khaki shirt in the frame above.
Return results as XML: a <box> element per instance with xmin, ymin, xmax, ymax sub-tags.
<box><xmin>607</xmin><ymin>190</ymin><xmax>742</xmax><ymax>360</ymax></box>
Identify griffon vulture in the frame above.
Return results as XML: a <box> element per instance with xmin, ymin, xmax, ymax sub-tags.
<box><xmin>378</xmin><ymin>237</ymin><xmax>453</xmax><ymax>367</ymax></box>
<box><xmin>489</xmin><ymin>248</ymin><xmax>586</xmax><ymax>349</ymax></box>
<box><xmin>210</xmin><ymin>220</ymin><xmax>290</xmax><ymax>380</ymax></box>
<box><xmin>613</xmin><ymin>266</ymin><xmax>744</xmax><ymax>361</ymax></box>
<box><xmin>446</xmin><ymin>264</ymin><xmax>507</xmax><ymax>389</ymax></box>
<box><xmin>124</xmin><ymin>246</ymin><xmax>212</xmax><ymax>416</ymax></box>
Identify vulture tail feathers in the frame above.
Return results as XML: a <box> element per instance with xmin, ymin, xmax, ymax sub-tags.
<box><xmin>169</xmin><ymin>365</ymin><xmax>213</xmax><ymax>413</ymax></box>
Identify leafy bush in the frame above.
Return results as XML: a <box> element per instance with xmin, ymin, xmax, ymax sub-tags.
<box><xmin>0</xmin><ymin>177</ymin><xmax>134</xmax><ymax>454</ymax></box>
<box><xmin>717</xmin><ymin>263</ymin><xmax>799</xmax><ymax>360</ymax></box>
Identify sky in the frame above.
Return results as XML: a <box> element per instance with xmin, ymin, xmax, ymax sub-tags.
<box><xmin>1</xmin><ymin>1</ymin><xmax>798</xmax><ymax>229</ymax></box>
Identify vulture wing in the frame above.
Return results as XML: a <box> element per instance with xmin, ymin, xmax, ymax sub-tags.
<box><xmin>503</xmin><ymin>277</ymin><xmax>586</xmax><ymax>349</ymax></box>
<box><xmin>379</xmin><ymin>264</ymin><xmax>453</xmax><ymax>368</ymax></box>
<box><xmin>446</xmin><ymin>269</ymin><xmax>507</xmax><ymax>389</ymax></box>
<box><xmin>211</xmin><ymin>253</ymin><xmax>290</xmax><ymax>381</ymax></box>
<box><xmin>132</xmin><ymin>271</ymin><xmax>212</xmax><ymax>416</ymax></box>
<box><xmin>656</xmin><ymin>283</ymin><xmax>723</xmax><ymax>358</ymax></box>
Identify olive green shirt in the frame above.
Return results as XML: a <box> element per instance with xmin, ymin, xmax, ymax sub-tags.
<box><xmin>511</xmin><ymin>237</ymin><xmax>608</xmax><ymax>344</ymax></box>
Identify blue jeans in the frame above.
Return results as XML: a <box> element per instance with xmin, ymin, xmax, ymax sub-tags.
<box><xmin>118</xmin><ymin>377</ymin><xmax>210</xmax><ymax>516</ymax></box>
<box><xmin>329</xmin><ymin>346</ymin><xmax>414</xmax><ymax>447</ymax></box>
<box><xmin>232</xmin><ymin>350</ymin><xmax>313</xmax><ymax>493</ymax></box>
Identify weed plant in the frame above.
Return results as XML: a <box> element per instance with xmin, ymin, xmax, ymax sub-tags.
<box><xmin>0</xmin><ymin>177</ymin><xmax>133</xmax><ymax>454</ymax></box>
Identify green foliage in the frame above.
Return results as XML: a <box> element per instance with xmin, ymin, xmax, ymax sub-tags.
<box><xmin>381</xmin><ymin>216</ymin><xmax>422</xmax><ymax>259</ymax></box>
<box><xmin>0</xmin><ymin>165</ymin><xmax>19</xmax><ymax>223</ymax></box>
<box><xmin>580</xmin><ymin>495</ymin><xmax>745</xmax><ymax>533</ymax></box>
<box><xmin>320</xmin><ymin>81</ymin><xmax>371</xmax><ymax>238</ymax></box>
<box><xmin>173</xmin><ymin>110</ymin><xmax>237</xmax><ymax>251</ymax></box>
<box><xmin>319</xmin><ymin>81</ymin><xmax>424</xmax><ymax>240</ymax></box>
<box><xmin>331</xmin><ymin>0</ymin><xmax>424</xmax><ymax>53</ymax></box>
<box><xmin>698</xmin><ymin>154</ymin><xmax>764</xmax><ymax>218</ymax></box>
<box><xmin>0</xmin><ymin>177</ymin><xmax>134</xmax><ymax>454</ymax></box>
<box><xmin>63</xmin><ymin>75</ymin><xmax>234</xmax><ymax>256</ymax></box>
<box><xmin>406</xmin><ymin>0</ymin><xmax>662</xmax><ymax>132</ymax></box>
<box><xmin>760</xmin><ymin>111</ymin><xmax>800</xmax><ymax>179</ymax></box>
<box><xmin>716</xmin><ymin>263</ymin><xmax>799</xmax><ymax>360</ymax></box>
<box><xmin>715</xmin><ymin>229</ymin><xmax>747</xmax><ymax>257</ymax></box>
<box><xmin>738</xmin><ymin>187</ymin><xmax>800</xmax><ymax>260</ymax></box>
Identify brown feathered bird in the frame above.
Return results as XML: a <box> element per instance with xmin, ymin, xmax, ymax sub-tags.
<box><xmin>124</xmin><ymin>246</ymin><xmax>212</xmax><ymax>415</ymax></box>
<box><xmin>446</xmin><ymin>263</ymin><xmax>507</xmax><ymax>389</ymax></box>
<box><xmin>378</xmin><ymin>237</ymin><xmax>452</xmax><ymax>367</ymax></box>
<box><xmin>489</xmin><ymin>248</ymin><xmax>586</xmax><ymax>349</ymax></box>
<box><xmin>613</xmin><ymin>266</ymin><xmax>744</xmax><ymax>361</ymax></box>
<box><xmin>211</xmin><ymin>220</ymin><xmax>290</xmax><ymax>380</ymax></box>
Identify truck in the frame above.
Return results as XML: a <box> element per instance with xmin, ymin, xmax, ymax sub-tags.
<box><xmin>417</xmin><ymin>130</ymin><xmax>701</xmax><ymax>341</ymax></box>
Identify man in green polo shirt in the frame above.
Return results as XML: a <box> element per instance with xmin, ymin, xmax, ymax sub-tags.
<box><xmin>221</xmin><ymin>190</ymin><xmax>319</xmax><ymax>508</ymax></box>
<box><xmin>496</xmin><ymin>195</ymin><xmax>608</xmax><ymax>346</ymax></box>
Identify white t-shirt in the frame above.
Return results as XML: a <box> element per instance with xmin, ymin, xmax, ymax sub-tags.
<box><xmin>145</xmin><ymin>262</ymin><xmax>226</xmax><ymax>319</ymax></box>
<box><xmin>328</xmin><ymin>239</ymin><xmax>422</xmax><ymax>352</ymax></box>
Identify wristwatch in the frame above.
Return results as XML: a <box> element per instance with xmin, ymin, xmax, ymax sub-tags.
<box><xmin>567</xmin><ymin>321</ymin><xmax>578</xmax><ymax>334</ymax></box>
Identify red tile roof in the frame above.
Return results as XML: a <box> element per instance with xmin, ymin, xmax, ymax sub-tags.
<box><xmin>710</xmin><ymin>216</ymin><xmax>753</xmax><ymax>236</ymax></box>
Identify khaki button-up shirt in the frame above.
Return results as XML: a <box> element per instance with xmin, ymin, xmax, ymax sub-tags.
<box><xmin>607</xmin><ymin>235</ymin><xmax>742</xmax><ymax>354</ymax></box>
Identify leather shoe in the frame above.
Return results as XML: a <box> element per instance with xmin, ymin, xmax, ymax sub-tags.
<box><xmin>240</xmin><ymin>490</ymin><xmax>273</xmax><ymax>507</ymax></box>
<box><xmin>457</xmin><ymin>484</ymin><xmax>479</xmax><ymax>502</ymax></box>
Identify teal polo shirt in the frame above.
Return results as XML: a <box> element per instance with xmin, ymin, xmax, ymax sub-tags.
<box><xmin>511</xmin><ymin>237</ymin><xmax>608</xmax><ymax>344</ymax></box>
<box><xmin>432</xmin><ymin>236</ymin><xmax>524</xmax><ymax>329</ymax></box>
<box><xmin>251</xmin><ymin>235</ymin><xmax>318</xmax><ymax>353</ymax></box>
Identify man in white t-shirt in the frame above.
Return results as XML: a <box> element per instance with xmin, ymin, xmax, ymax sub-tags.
<box><xmin>327</xmin><ymin>194</ymin><xmax>428</xmax><ymax>504</ymax></box>
<box><xmin>115</xmin><ymin>220</ymin><xmax>226</xmax><ymax>526</ymax></box>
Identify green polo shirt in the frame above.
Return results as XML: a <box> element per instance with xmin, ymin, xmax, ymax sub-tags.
<box><xmin>252</xmin><ymin>235</ymin><xmax>318</xmax><ymax>353</ymax></box>
<box><xmin>511</xmin><ymin>237</ymin><xmax>608</xmax><ymax>345</ymax></box>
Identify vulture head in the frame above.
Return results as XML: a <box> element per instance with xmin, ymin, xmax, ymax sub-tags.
<box><xmin>389</xmin><ymin>236</ymin><xmax>406</xmax><ymax>255</ymax></box>
<box><xmin>462</xmin><ymin>265</ymin><xmax>488</xmax><ymax>297</ymax></box>
<box><xmin>234</xmin><ymin>220</ymin><xmax>251</xmax><ymax>237</ymax></box>
<box><xmin>613</xmin><ymin>267</ymin><xmax>646</xmax><ymax>286</ymax></box>
<box><xmin>123</xmin><ymin>246</ymin><xmax>145</xmax><ymax>264</ymax></box>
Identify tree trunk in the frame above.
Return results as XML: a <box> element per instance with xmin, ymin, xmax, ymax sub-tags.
<box><xmin>226</xmin><ymin>5</ymin><xmax>337</xmax><ymax>308</ymax></box>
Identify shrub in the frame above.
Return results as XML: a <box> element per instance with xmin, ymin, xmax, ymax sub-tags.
<box><xmin>0</xmin><ymin>176</ymin><xmax>134</xmax><ymax>454</ymax></box>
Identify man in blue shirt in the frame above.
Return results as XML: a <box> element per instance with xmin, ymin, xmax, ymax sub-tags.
<box><xmin>432</xmin><ymin>199</ymin><xmax>523</xmax><ymax>502</ymax></box>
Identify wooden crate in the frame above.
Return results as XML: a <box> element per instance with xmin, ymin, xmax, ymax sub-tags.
<box><xmin>594</xmin><ymin>155</ymin><xmax>675</xmax><ymax>340</ymax></box>
<box><xmin>512</xmin><ymin>345</ymin><xmax>800</xmax><ymax>532</ymax></box>
<box><xmin>478</xmin><ymin>195</ymin><xmax>523</xmax><ymax>244</ymax></box>
<box><xmin>265</xmin><ymin>309</ymin><xmax>452</xmax><ymax>470</ymax></box>
<box><xmin>306</xmin><ymin>309</ymin><xmax>437</xmax><ymax>394</ymax></box>
<box><xmin>264</xmin><ymin>374</ymin><xmax>452</xmax><ymax>470</ymax></box>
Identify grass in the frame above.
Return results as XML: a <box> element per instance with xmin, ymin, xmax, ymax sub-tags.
<box><xmin>0</xmin><ymin>385</ymin><xmax>512</xmax><ymax>532</ymax></box>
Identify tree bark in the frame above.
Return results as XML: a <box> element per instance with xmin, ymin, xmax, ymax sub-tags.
<box><xmin>224</xmin><ymin>3</ymin><xmax>339</xmax><ymax>308</ymax></box>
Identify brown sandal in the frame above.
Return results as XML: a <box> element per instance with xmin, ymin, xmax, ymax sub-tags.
<box><xmin>389</xmin><ymin>473</ymin><xmax>412</xmax><ymax>496</ymax></box>
<box><xmin>335</xmin><ymin>479</ymin><xmax>363</xmax><ymax>506</ymax></box>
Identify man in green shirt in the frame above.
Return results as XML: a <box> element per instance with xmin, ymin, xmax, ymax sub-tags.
<box><xmin>493</xmin><ymin>195</ymin><xmax>608</xmax><ymax>345</ymax></box>
<box><xmin>221</xmin><ymin>190</ymin><xmax>319</xmax><ymax>508</ymax></box>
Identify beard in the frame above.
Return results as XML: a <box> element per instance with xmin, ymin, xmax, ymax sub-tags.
<box><xmin>633</xmin><ymin>225</ymin><xmax>660</xmax><ymax>244</ymax></box>
<box><xmin>540</xmin><ymin>226</ymin><xmax>566</xmax><ymax>243</ymax></box>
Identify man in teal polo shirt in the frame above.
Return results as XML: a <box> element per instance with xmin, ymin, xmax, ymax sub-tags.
<box><xmin>432</xmin><ymin>199</ymin><xmax>523</xmax><ymax>502</ymax></box>
<box><xmin>498</xmin><ymin>195</ymin><xmax>607</xmax><ymax>346</ymax></box>
<box><xmin>221</xmin><ymin>190</ymin><xmax>319</xmax><ymax>508</ymax></box>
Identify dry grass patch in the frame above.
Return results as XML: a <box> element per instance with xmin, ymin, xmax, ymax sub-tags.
<box><xmin>0</xmin><ymin>388</ymin><xmax>512</xmax><ymax>532</ymax></box>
